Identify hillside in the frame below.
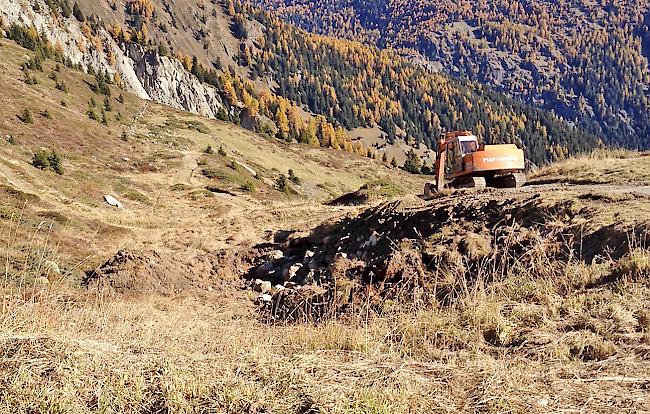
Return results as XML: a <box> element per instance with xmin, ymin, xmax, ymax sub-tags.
<box><xmin>0</xmin><ymin>36</ymin><xmax>423</xmax><ymax>279</ymax></box>
<box><xmin>1</xmin><ymin>0</ymin><xmax>604</xmax><ymax>168</ymax></box>
<box><xmin>248</xmin><ymin>0</ymin><xmax>650</xmax><ymax>150</ymax></box>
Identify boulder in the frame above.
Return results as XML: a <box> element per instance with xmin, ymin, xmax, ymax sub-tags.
<box><xmin>103</xmin><ymin>195</ymin><xmax>123</xmax><ymax>209</ymax></box>
<box><xmin>252</xmin><ymin>279</ymin><xmax>272</xmax><ymax>294</ymax></box>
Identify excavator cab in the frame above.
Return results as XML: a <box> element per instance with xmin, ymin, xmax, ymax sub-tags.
<box><xmin>445</xmin><ymin>134</ymin><xmax>480</xmax><ymax>178</ymax></box>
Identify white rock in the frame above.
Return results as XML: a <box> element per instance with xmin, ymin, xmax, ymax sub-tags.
<box><xmin>103</xmin><ymin>195</ymin><xmax>123</xmax><ymax>209</ymax></box>
<box><xmin>269</xmin><ymin>250</ymin><xmax>284</xmax><ymax>260</ymax></box>
<box><xmin>335</xmin><ymin>252</ymin><xmax>348</xmax><ymax>260</ymax></box>
<box><xmin>252</xmin><ymin>279</ymin><xmax>272</xmax><ymax>294</ymax></box>
<box><xmin>261</xmin><ymin>294</ymin><xmax>273</xmax><ymax>302</ymax></box>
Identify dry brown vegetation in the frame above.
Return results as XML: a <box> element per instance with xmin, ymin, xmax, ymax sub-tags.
<box><xmin>529</xmin><ymin>149</ymin><xmax>650</xmax><ymax>186</ymax></box>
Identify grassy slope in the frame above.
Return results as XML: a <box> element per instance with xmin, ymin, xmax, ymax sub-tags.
<box><xmin>0</xmin><ymin>38</ymin><xmax>423</xmax><ymax>281</ymax></box>
<box><xmin>529</xmin><ymin>149</ymin><xmax>650</xmax><ymax>186</ymax></box>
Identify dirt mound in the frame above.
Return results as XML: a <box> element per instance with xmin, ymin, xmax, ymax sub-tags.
<box><xmin>258</xmin><ymin>191</ymin><xmax>650</xmax><ymax>322</ymax></box>
<box><xmin>85</xmin><ymin>249</ymin><xmax>262</xmax><ymax>296</ymax></box>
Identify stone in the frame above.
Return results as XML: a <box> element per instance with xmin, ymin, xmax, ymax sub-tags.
<box><xmin>335</xmin><ymin>252</ymin><xmax>348</xmax><ymax>260</ymax></box>
<box><xmin>269</xmin><ymin>250</ymin><xmax>284</xmax><ymax>260</ymax></box>
<box><xmin>260</xmin><ymin>294</ymin><xmax>273</xmax><ymax>302</ymax></box>
<box><xmin>103</xmin><ymin>195</ymin><xmax>123</xmax><ymax>209</ymax></box>
<box><xmin>256</xmin><ymin>261</ymin><xmax>275</xmax><ymax>278</ymax></box>
<box><xmin>303</xmin><ymin>250</ymin><xmax>315</xmax><ymax>261</ymax></box>
<box><xmin>284</xmin><ymin>263</ymin><xmax>303</xmax><ymax>281</ymax></box>
<box><xmin>252</xmin><ymin>279</ymin><xmax>272</xmax><ymax>294</ymax></box>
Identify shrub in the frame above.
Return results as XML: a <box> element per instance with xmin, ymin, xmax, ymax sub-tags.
<box><xmin>55</xmin><ymin>80</ymin><xmax>68</xmax><ymax>92</ymax></box>
<box><xmin>32</xmin><ymin>149</ymin><xmax>64</xmax><ymax>174</ymax></box>
<box><xmin>48</xmin><ymin>151</ymin><xmax>64</xmax><ymax>175</ymax></box>
<box><xmin>288</xmin><ymin>169</ymin><xmax>300</xmax><ymax>185</ymax></box>
<box><xmin>218</xmin><ymin>145</ymin><xmax>227</xmax><ymax>156</ymax></box>
<box><xmin>103</xmin><ymin>96</ymin><xmax>112</xmax><ymax>112</ymax></box>
<box><xmin>20</xmin><ymin>108</ymin><xmax>34</xmax><ymax>123</ymax></box>
<box><xmin>205</xmin><ymin>145</ymin><xmax>214</xmax><ymax>154</ymax></box>
<box><xmin>87</xmin><ymin>110</ymin><xmax>98</xmax><ymax>121</ymax></box>
<box><xmin>73</xmin><ymin>3</ymin><xmax>84</xmax><ymax>22</ymax></box>
<box><xmin>228</xmin><ymin>160</ymin><xmax>239</xmax><ymax>171</ymax></box>
<box><xmin>117</xmin><ymin>93</ymin><xmax>124</xmax><ymax>104</ymax></box>
<box><xmin>32</xmin><ymin>150</ymin><xmax>50</xmax><ymax>170</ymax></box>
<box><xmin>42</xmin><ymin>109</ymin><xmax>52</xmax><ymax>119</ymax></box>
<box><xmin>24</xmin><ymin>75</ymin><xmax>38</xmax><ymax>85</ymax></box>
<box><xmin>275</xmin><ymin>174</ymin><xmax>288</xmax><ymax>193</ymax></box>
<box><xmin>120</xmin><ymin>131</ymin><xmax>128</xmax><ymax>141</ymax></box>
<box><xmin>240</xmin><ymin>180</ymin><xmax>256</xmax><ymax>192</ymax></box>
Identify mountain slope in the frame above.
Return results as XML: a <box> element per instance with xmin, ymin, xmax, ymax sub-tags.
<box><xmin>248</xmin><ymin>0</ymin><xmax>650</xmax><ymax>150</ymax></box>
<box><xmin>2</xmin><ymin>0</ymin><xmax>604</xmax><ymax>168</ymax></box>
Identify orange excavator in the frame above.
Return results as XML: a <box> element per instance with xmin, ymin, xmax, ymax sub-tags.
<box><xmin>425</xmin><ymin>131</ymin><xmax>526</xmax><ymax>195</ymax></box>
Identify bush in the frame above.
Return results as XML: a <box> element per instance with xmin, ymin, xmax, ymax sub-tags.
<box><xmin>48</xmin><ymin>151</ymin><xmax>64</xmax><ymax>175</ymax></box>
<box><xmin>275</xmin><ymin>174</ymin><xmax>288</xmax><ymax>193</ymax></box>
<box><xmin>32</xmin><ymin>149</ymin><xmax>50</xmax><ymax>170</ymax></box>
<box><xmin>240</xmin><ymin>180</ymin><xmax>256</xmax><ymax>192</ymax></box>
<box><xmin>55</xmin><ymin>80</ymin><xmax>68</xmax><ymax>92</ymax></box>
<box><xmin>32</xmin><ymin>149</ymin><xmax>64</xmax><ymax>174</ymax></box>
<box><xmin>73</xmin><ymin>2</ymin><xmax>84</xmax><ymax>22</ymax></box>
<box><xmin>205</xmin><ymin>145</ymin><xmax>214</xmax><ymax>154</ymax></box>
<box><xmin>20</xmin><ymin>108</ymin><xmax>34</xmax><ymax>123</ymax></box>
<box><xmin>228</xmin><ymin>160</ymin><xmax>239</xmax><ymax>171</ymax></box>
<box><xmin>218</xmin><ymin>145</ymin><xmax>227</xmax><ymax>156</ymax></box>
<box><xmin>288</xmin><ymin>169</ymin><xmax>300</xmax><ymax>185</ymax></box>
<box><xmin>24</xmin><ymin>75</ymin><xmax>38</xmax><ymax>85</ymax></box>
<box><xmin>42</xmin><ymin>109</ymin><xmax>52</xmax><ymax>119</ymax></box>
<box><xmin>103</xmin><ymin>96</ymin><xmax>112</xmax><ymax>112</ymax></box>
<box><xmin>120</xmin><ymin>131</ymin><xmax>128</xmax><ymax>141</ymax></box>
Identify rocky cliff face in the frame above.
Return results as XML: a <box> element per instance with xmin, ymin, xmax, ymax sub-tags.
<box><xmin>0</xmin><ymin>0</ymin><xmax>230</xmax><ymax>119</ymax></box>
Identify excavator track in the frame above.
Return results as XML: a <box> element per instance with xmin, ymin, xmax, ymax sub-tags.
<box><xmin>452</xmin><ymin>176</ymin><xmax>486</xmax><ymax>189</ymax></box>
<box><xmin>504</xmin><ymin>172</ymin><xmax>526</xmax><ymax>188</ymax></box>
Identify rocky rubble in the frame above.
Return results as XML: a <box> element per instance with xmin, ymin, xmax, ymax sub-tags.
<box><xmin>251</xmin><ymin>193</ymin><xmax>650</xmax><ymax>322</ymax></box>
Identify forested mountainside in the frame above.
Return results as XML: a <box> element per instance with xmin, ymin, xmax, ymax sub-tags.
<box><xmin>1</xmin><ymin>0</ymin><xmax>603</xmax><ymax>165</ymax></box>
<box><xmin>247</xmin><ymin>0</ymin><xmax>650</xmax><ymax>150</ymax></box>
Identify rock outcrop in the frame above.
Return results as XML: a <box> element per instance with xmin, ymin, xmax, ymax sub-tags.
<box><xmin>0</xmin><ymin>0</ymin><xmax>230</xmax><ymax>120</ymax></box>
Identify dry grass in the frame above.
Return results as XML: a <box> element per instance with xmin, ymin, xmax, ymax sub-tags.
<box><xmin>529</xmin><ymin>149</ymin><xmax>650</xmax><ymax>186</ymax></box>
<box><xmin>2</xmin><ymin>225</ymin><xmax>650</xmax><ymax>413</ymax></box>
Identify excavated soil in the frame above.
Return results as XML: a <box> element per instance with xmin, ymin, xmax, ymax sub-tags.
<box><xmin>84</xmin><ymin>248</ymin><xmax>262</xmax><ymax>296</ymax></box>
<box><xmin>259</xmin><ymin>190</ymin><xmax>650</xmax><ymax>322</ymax></box>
